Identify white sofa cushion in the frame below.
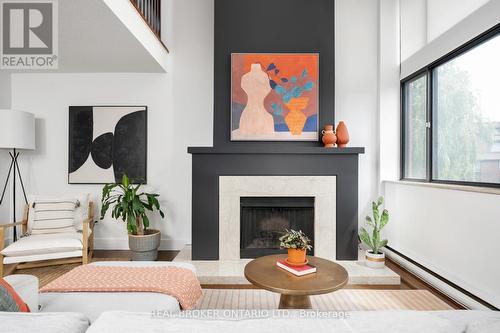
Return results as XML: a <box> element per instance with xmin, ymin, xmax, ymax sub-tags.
<box><xmin>27</xmin><ymin>194</ymin><xmax>90</xmax><ymax>233</ymax></box>
<box><xmin>0</xmin><ymin>232</ymin><xmax>84</xmax><ymax>257</ymax></box>
<box><xmin>87</xmin><ymin>310</ymin><xmax>466</xmax><ymax>333</ymax></box>
<box><xmin>0</xmin><ymin>312</ymin><xmax>89</xmax><ymax>333</ymax></box>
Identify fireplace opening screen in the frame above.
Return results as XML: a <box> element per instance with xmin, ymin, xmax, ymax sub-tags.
<box><xmin>240</xmin><ymin>197</ymin><xmax>314</xmax><ymax>258</ymax></box>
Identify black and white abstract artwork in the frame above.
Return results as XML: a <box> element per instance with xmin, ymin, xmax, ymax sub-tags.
<box><xmin>68</xmin><ymin>106</ymin><xmax>147</xmax><ymax>184</ymax></box>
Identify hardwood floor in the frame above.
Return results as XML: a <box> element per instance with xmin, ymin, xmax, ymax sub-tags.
<box><xmin>384</xmin><ymin>258</ymin><xmax>464</xmax><ymax>309</ymax></box>
<box><xmin>12</xmin><ymin>250</ymin><xmax>464</xmax><ymax>309</ymax></box>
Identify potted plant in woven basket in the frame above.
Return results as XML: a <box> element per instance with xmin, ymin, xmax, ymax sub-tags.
<box><xmin>279</xmin><ymin>229</ymin><xmax>313</xmax><ymax>265</ymax></box>
<box><xmin>359</xmin><ymin>196</ymin><xmax>389</xmax><ymax>269</ymax></box>
<box><xmin>100</xmin><ymin>174</ymin><xmax>165</xmax><ymax>261</ymax></box>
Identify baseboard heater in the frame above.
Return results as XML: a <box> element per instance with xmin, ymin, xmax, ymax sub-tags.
<box><xmin>384</xmin><ymin>246</ymin><xmax>498</xmax><ymax>311</ymax></box>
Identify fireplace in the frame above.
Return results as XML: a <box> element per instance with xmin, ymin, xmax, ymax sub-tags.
<box><xmin>217</xmin><ymin>176</ymin><xmax>337</xmax><ymax>261</ymax></box>
<box><xmin>189</xmin><ymin>150</ymin><xmax>364</xmax><ymax>261</ymax></box>
<box><xmin>240</xmin><ymin>197</ymin><xmax>315</xmax><ymax>258</ymax></box>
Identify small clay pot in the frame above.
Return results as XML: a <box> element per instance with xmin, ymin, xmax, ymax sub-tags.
<box><xmin>287</xmin><ymin>248</ymin><xmax>307</xmax><ymax>264</ymax></box>
<box><xmin>336</xmin><ymin>121</ymin><xmax>350</xmax><ymax>148</ymax></box>
<box><xmin>321</xmin><ymin>125</ymin><xmax>337</xmax><ymax>148</ymax></box>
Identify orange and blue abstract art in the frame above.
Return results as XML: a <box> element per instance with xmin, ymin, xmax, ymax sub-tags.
<box><xmin>231</xmin><ymin>53</ymin><xmax>319</xmax><ymax>141</ymax></box>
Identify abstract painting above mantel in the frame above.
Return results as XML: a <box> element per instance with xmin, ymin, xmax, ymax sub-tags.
<box><xmin>231</xmin><ymin>53</ymin><xmax>319</xmax><ymax>141</ymax></box>
<box><xmin>68</xmin><ymin>106</ymin><xmax>147</xmax><ymax>184</ymax></box>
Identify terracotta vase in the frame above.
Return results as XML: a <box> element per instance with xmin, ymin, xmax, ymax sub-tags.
<box><xmin>321</xmin><ymin>124</ymin><xmax>337</xmax><ymax>148</ymax></box>
<box><xmin>336</xmin><ymin>121</ymin><xmax>349</xmax><ymax>148</ymax></box>
<box><xmin>287</xmin><ymin>248</ymin><xmax>307</xmax><ymax>264</ymax></box>
<box><xmin>285</xmin><ymin>97</ymin><xmax>309</xmax><ymax>135</ymax></box>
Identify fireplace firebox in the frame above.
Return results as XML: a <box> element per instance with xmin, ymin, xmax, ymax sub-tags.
<box><xmin>240</xmin><ymin>197</ymin><xmax>314</xmax><ymax>258</ymax></box>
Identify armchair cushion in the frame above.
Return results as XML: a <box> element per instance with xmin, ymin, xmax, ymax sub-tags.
<box><xmin>0</xmin><ymin>232</ymin><xmax>84</xmax><ymax>258</ymax></box>
<box><xmin>2</xmin><ymin>251</ymin><xmax>84</xmax><ymax>265</ymax></box>
<box><xmin>27</xmin><ymin>194</ymin><xmax>91</xmax><ymax>233</ymax></box>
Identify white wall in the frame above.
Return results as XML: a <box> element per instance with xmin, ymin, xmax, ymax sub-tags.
<box><xmin>9</xmin><ymin>0</ymin><xmax>214</xmax><ymax>249</ymax></box>
<box><xmin>401</xmin><ymin>0</ymin><xmax>494</xmax><ymax>61</ymax></box>
<box><xmin>378</xmin><ymin>0</ymin><xmax>400</xmax><ymax>184</ymax></box>
<box><xmin>335</xmin><ymin>0</ymin><xmax>380</xmax><ymax>218</ymax></box>
<box><xmin>0</xmin><ymin>74</ymin><xmax>12</xmax><ymax>228</ymax></box>
<box><xmin>400</xmin><ymin>0</ymin><xmax>426</xmax><ymax>61</ymax></box>
<box><xmin>0</xmin><ymin>74</ymin><xmax>11</xmax><ymax>108</ymax></box>
<box><xmin>384</xmin><ymin>182</ymin><xmax>500</xmax><ymax>308</ymax></box>
<box><xmin>427</xmin><ymin>0</ymin><xmax>491</xmax><ymax>42</ymax></box>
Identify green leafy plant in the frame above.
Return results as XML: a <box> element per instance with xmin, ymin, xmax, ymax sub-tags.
<box><xmin>279</xmin><ymin>229</ymin><xmax>313</xmax><ymax>250</ymax></box>
<box><xmin>100</xmin><ymin>174</ymin><xmax>164</xmax><ymax>235</ymax></box>
<box><xmin>360</xmin><ymin>196</ymin><xmax>389</xmax><ymax>255</ymax></box>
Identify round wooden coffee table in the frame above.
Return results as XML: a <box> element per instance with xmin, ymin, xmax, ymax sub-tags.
<box><xmin>244</xmin><ymin>254</ymin><xmax>349</xmax><ymax>309</ymax></box>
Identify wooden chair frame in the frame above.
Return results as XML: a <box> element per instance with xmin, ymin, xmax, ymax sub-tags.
<box><xmin>0</xmin><ymin>201</ymin><xmax>95</xmax><ymax>277</ymax></box>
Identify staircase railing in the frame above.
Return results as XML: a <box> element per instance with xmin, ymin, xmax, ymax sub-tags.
<box><xmin>130</xmin><ymin>0</ymin><xmax>162</xmax><ymax>40</ymax></box>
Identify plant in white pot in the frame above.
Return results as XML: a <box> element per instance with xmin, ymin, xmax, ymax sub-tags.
<box><xmin>100</xmin><ymin>174</ymin><xmax>165</xmax><ymax>261</ymax></box>
<box><xmin>359</xmin><ymin>196</ymin><xmax>389</xmax><ymax>269</ymax></box>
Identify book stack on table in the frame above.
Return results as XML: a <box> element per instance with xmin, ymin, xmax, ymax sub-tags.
<box><xmin>276</xmin><ymin>259</ymin><xmax>317</xmax><ymax>276</ymax></box>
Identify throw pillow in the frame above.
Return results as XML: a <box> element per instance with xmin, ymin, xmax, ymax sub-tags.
<box><xmin>27</xmin><ymin>194</ymin><xmax>90</xmax><ymax>232</ymax></box>
<box><xmin>0</xmin><ymin>279</ymin><xmax>30</xmax><ymax>312</ymax></box>
<box><xmin>30</xmin><ymin>199</ymin><xmax>78</xmax><ymax>234</ymax></box>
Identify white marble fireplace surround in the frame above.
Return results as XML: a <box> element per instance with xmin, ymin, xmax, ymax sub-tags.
<box><xmin>219</xmin><ymin>176</ymin><xmax>336</xmax><ymax>261</ymax></box>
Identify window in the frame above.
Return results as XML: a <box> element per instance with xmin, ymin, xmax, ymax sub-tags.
<box><xmin>403</xmin><ymin>76</ymin><xmax>427</xmax><ymax>179</ymax></box>
<box><xmin>402</xmin><ymin>26</ymin><xmax>500</xmax><ymax>187</ymax></box>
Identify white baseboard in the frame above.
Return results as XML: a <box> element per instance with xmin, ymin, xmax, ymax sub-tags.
<box><xmin>93</xmin><ymin>238</ymin><xmax>190</xmax><ymax>251</ymax></box>
<box><xmin>384</xmin><ymin>247</ymin><xmax>491</xmax><ymax>310</ymax></box>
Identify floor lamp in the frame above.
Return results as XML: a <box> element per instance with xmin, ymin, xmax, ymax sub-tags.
<box><xmin>0</xmin><ymin>109</ymin><xmax>35</xmax><ymax>242</ymax></box>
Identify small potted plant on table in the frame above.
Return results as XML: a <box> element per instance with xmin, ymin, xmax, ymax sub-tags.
<box><xmin>100</xmin><ymin>174</ymin><xmax>165</xmax><ymax>261</ymax></box>
<box><xmin>279</xmin><ymin>229</ymin><xmax>313</xmax><ymax>265</ymax></box>
<box><xmin>360</xmin><ymin>196</ymin><xmax>389</xmax><ymax>269</ymax></box>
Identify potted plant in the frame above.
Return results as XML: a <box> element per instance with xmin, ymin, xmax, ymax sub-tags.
<box><xmin>279</xmin><ymin>229</ymin><xmax>313</xmax><ymax>264</ymax></box>
<box><xmin>100</xmin><ymin>174</ymin><xmax>165</xmax><ymax>261</ymax></box>
<box><xmin>359</xmin><ymin>196</ymin><xmax>389</xmax><ymax>269</ymax></box>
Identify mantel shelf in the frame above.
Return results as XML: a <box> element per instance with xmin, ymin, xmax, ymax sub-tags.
<box><xmin>188</xmin><ymin>146</ymin><xmax>365</xmax><ymax>155</ymax></box>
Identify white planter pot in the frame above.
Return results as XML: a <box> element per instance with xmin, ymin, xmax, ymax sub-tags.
<box><xmin>365</xmin><ymin>250</ymin><xmax>385</xmax><ymax>269</ymax></box>
<box><xmin>128</xmin><ymin>229</ymin><xmax>161</xmax><ymax>261</ymax></box>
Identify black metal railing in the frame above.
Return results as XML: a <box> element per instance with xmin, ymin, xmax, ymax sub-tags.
<box><xmin>130</xmin><ymin>0</ymin><xmax>161</xmax><ymax>38</ymax></box>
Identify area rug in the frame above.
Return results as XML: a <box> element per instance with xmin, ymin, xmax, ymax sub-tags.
<box><xmin>196</xmin><ymin>289</ymin><xmax>453</xmax><ymax>311</ymax></box>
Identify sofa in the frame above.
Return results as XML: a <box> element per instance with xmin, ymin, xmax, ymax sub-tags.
<box><xmin>2</xmin><ymin>309</ymin><xmax>499</xmax><ymax>333</ymax></box>
<box><xmin>2</xmin><ymin>273</ymin><xmax>500</xmax><ymax>333</ymax></box>
<box><xmin>1</xmin><ymin>274</ymin><xmax>90</xmax><ymax>333</ymax></box>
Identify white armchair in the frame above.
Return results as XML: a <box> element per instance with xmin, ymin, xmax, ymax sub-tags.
<box><xmin>0</xmin><ymin>199</ymin><xmax>95</xmax><ymax>277</ymax></box>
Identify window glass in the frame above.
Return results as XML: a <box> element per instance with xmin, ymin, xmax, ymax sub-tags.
<box><xmin>433</xmin><ymin>35</ymin><xmax>500</xmax><ymax>183</ymax></box>
<box><xmin>404</xmin><ymin>76</ymin><xmax>427</xmax><ymax>179</ymax></box>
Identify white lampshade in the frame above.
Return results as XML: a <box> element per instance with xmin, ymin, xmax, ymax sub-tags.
<box><xmin>0</xmin><ymin>109</ymin><xmax>36</xmax><ymax>150</ymax></box>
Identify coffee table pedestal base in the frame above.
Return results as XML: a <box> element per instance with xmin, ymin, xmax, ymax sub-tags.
<box><xmin>278</xmin><ymin>294</ymin><xmax>312</xmax><ymax>309</ymax></box>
